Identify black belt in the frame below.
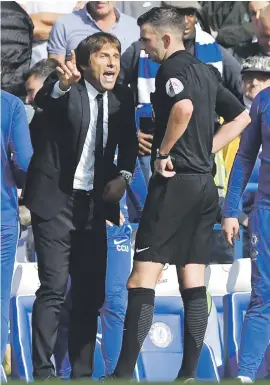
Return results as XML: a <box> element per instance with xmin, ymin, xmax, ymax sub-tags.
<box><xmin>72</xmin><ymin>189</ymin><xmax>93</xmax><ymax>197</ymax></box>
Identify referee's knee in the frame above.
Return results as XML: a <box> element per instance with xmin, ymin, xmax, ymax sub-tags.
<box><xmin>126</xmin><ymin>274</ymin><xmax>156</xmax><ymax>290</ymax></box>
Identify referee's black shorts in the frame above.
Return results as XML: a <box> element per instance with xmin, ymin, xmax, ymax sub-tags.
<box><xmin>133</xmin><ymin>172</ymin><xmax>219</xmax><ymax>267</ymax></box>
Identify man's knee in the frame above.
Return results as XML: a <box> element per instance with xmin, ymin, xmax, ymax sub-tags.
<box><xmin>36</xmin><ymin>274</ymin><xmax>69</xmax><ymax>303</ymax></box>
<box><xmin>178</xmin><ymin>263</ymin><xmax>206</xmax><ymax>291</ymax></box>
<box><xmin>127</xmin><ymin>262</ymin><xmax>164</xmax><ymax>290</ymax></box>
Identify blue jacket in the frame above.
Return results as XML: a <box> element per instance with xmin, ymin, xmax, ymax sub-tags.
<box><xmin>223</xmin><ymin>87</ymin><xmax>270</xmax><ymax>217</ymax></box>
<box><xmin>1</xmin><ymin>90</ymin><xmax>33</xmax><ymax>226</ymax></box>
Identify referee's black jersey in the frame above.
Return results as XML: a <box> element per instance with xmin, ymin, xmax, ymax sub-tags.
<box><xmin>150</xmin><ymin>50</ymin><xmax>245</xmax><ymax>173</ymax></box>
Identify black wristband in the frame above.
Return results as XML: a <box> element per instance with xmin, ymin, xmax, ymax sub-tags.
<box><xmin>156</xmin><ymin>149</ymin><xmax>170</xmax><ymax>159</ymax></box>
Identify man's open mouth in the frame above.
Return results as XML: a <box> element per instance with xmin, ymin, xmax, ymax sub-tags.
<box><xmin>103</xmin><ymin>71</ymin><xmax>115</xmax><ymax>82</ymax></box>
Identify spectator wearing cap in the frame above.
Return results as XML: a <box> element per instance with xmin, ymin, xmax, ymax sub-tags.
<box><xmin>242</xmin><ymin>55</ymin><xmax>270</xmax><ymax>110</ymax></box>
<box><xmin>48</xmin><ymin>1</ymin><xmax>139</xmax><ymax>64</ymax></box>
<box><xmin>118</xmin><ymin>1</ymin><xmax>243</xmax><ymax>187</ymax></box>
<box><xmin>234</xmin><ymin>4</ymin><xmax>270</xmax><ymax>63</ymax></box>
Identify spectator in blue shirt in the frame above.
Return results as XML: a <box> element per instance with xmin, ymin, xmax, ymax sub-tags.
<box><xmin>48</xmin><ymin>1</ymin><xmax>139</xmax><ymax>64</ymax></box>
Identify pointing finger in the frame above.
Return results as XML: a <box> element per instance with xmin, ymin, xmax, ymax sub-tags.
<box><xmin>71</xmin><ymin>50</ymin><xmax>76</xmax><ymax>65</ymax></box>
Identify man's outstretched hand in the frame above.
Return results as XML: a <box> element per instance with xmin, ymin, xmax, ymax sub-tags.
<box><xmin>56</xmin><ymin>50</ymin><xmax>81</xmax><ymax>91</ymax></box>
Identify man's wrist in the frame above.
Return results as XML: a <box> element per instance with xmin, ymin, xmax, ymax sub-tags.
<box><xmin>119</xmin><ymin>170</ymin><xmax>132</xmax><ymax>185</ymax></box>
<box><xmin>156</xmin><ymin>148</ymin><xmax>170</xmax><ymax>159</ymax></box>
<box><xmin>59</xmin><ymin>82</ymin><xmax>71</xmax><ymax>92</ymax></box>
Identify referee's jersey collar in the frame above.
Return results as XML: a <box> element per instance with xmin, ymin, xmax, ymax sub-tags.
<box><xmin>166</xmin><ymin>49</ymin><xmax>188</xmax><ymax>60</ymax></box>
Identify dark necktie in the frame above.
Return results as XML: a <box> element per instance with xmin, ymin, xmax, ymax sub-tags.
<box><xmin>93</xmin><ymin>93</ymin><xmax>104</xmax><ymax>196</ymax></box>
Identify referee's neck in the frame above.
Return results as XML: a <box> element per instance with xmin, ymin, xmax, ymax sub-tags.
<box><xmin>164</xmin><ymin>44</ymin><xmax>185</xmax><ymax>60</ymax></box>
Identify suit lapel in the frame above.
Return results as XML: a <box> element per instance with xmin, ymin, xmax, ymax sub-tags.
<box><xmin>72</xmin><ymin>78</ymin><xmax>90</xmax><ymax>164</ymax></box>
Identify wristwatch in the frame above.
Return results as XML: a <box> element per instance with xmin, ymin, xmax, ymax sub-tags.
<box><xmin>119</xmin><ymin>170</ymin><xmax>132</xmax><ymax>185</ymax></box>
<box><xmin>156</xmin><ymin>149</ymin><xmax>170</xmax><ymax>160</ymax></box>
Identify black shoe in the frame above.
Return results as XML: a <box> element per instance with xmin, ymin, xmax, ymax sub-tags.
<box><xmin>174</xmin><ymin>376</ymin><xmax>195</xmax><ymax>383</ymax></box>
<box><xmin>99</xmin><ymin>374</ymin><xmax>117</xmax><ymax>382</ymax></box>
<box><xmin>44</xmin><ymin>374</ymin><xmax>58</xmax><ymax>381</ymax></box>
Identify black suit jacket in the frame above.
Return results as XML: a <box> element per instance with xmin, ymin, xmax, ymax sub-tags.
<box><xmin>23</xmin><ymin>74</ymin><xmax>138</xmax><ymax>223</ymax></box>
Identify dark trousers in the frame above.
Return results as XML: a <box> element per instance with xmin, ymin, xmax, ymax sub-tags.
<box><xmin>31</xmin><ymin>190</ymin><xmax>107</xmax><ymax>379</ymax></box>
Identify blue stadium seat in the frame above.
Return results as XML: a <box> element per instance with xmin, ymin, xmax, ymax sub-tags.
<box><xmin>10</xmin><ymin>295</ymin><xmax>106</xmax><ymax>381</ymax></box>
<box><xmin>213</xmin><ymin>295</ymin><xmax>225</xmax><ymax>352</ymax></box>
<box><xmin>136</xmin><ymin>296</ymin><xmax>221</xmax><ymax>382</ymax></box>
<box><xmin>223</xmin><ymin>292</ymin><xmax>269</xmax><ymax>379</ymax></box>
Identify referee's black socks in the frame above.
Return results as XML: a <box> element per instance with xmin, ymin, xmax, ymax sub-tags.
<box><xmin>177</xmin><ymin>286</ymin><xmax>208</xmax><ymax>379</ymax></box>
<box><xmin>113</xmin><ymin>287</ymin><xmax>155</xmax><ymax>379</ymax></box>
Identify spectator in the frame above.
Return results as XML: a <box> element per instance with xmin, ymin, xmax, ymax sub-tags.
<box><xmin>200</xmin><ymin>1</ymin><xmax>254</xmax><ymax>49</ymax></box>
<box><xmin>249</xmin><ymin>1</ymin><xmax>269</xmax><ymax>36</ymax></box>
<box><xmin>24</xmin><ymin>58</ymin><xmax>58</xmax><ymax>150</ymax></box>
<box><xmin>23</xmin><ymin>33</ymin><xmax>137</xmax><ymax>379</ymax></box>
<box><xmin>48</xmin><ymin>1</ymin><xmax>139</xmax><ymax>64</ymax></box>
<box><xmin>1</xmin><ymin>90</ymin><xmax>33</xmax><ymax>379</ymax></box>
<box><xmin>242</xmin><ymin>55</ymin><xmax>270</xmax><ymax>109</ymax></box>
<box><xmin>20</xmin><ymin>1</ymin><xmax>85</xmax><ymax>67</ymax></box>
<box><xmin>234</xmin><ymin>4</ymin><xmax>270</xmax><ymax>63</ymax></box>
<box><xmin>1</xmin><ymin>2</ymin><xmax>33</xmax><ymax>97</ymax></box>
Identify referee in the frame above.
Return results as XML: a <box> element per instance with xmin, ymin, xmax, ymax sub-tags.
<box><xmin>109</xmin><ymin>7</ymin><xmax>251</xmax><ymax>381</ymax></box>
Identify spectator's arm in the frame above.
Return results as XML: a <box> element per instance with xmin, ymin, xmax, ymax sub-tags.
<box><xmin>29</xmin><ymin>12</ymin><xmax>66</xmax><ymax>41</ymax></box>
<box><xmin>10</xmin><ymin>98</ymin><xmax>33</xmax><ymax>187</ymax></box>
<box><xmin>47</xmin><ymin>19</ymin><xmax>67</xmax><ymax>64</ymax></box>
<box><xmin>118</xmin><ymin>41</ymin><xmax>140</xmax><ymax>85</ymax></box>
<box><xmin>215</xmin><ymin>22</ymin><xmax>254</xmax><ymax>49</ymax></box>
<box><xmin>117</xmin><ymin>87</ymin><xmax>138</xmax><ymax>174</ymax></box>
<box><xmin>219</xmin><ymin>45</ymin><xmax>243</xmax><ymax>101</ymax></box>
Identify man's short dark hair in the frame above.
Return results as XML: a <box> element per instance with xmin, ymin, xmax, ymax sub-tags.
<box><xmin>23</xmin><ymin>58</ymin><xmax>58</xmax><ymax>82</ymax></box>
<box><xmin>76</xmin><ymin>32</ymin><xmax>121</xmax><ymax>68</ymax></box>
<box><xmin>137</xmin><ymin>6</ymin><xmax>186</xmax><ymax>35</ymax></box>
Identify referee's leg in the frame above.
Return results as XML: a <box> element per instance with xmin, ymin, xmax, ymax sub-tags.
<box><xmin>112</xmin><ymin>175</ymin><xmax>168</xmax><ymax>379</ymax></box>
<box><xmin>177</xmin><ymin>264</ymin><xmax>208</xmax><ymax>380</ymax></box>
<box><xmin>176</xmin><ymin>175</ymin><xmax>218</xmax><ymax>380</ymax></box>
<box><xmin>112</xmin><ymin>260</ymin><xmax>163</xmax><ymax>379</ymax></box>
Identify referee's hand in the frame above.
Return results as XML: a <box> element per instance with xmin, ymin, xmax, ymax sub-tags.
<box><xmin>222</xmin><ymin>217</ymin><xmax>240</xmax><ymax>246</ymax></box>
<box><xmin>154</xmin><ymin>157</ymin><xmax>176</xmax><ymax>178</ymax></box>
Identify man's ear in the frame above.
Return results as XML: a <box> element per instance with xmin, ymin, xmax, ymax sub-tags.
<box><xmin>162</xmin><ymin>33</ymin><xmax>171</xmax><ymax>49</ymax></box>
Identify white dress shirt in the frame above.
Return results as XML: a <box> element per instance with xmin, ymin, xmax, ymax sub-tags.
<box><xmin>51</xmin><ymin>80</ymin><xmax>108</xmax><ymax>191</ymax></box>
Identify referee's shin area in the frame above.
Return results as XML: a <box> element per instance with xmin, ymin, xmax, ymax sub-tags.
<box><xmin>6</xmin><ymin>381</ymin><xmax>270</xmax><ymax>384</ymax></box>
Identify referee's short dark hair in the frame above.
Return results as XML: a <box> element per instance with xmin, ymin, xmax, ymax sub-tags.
<box><xmin>23</xmin><ymin>58</ymin><xmax>58</xmax><ymax>82</ymax></box>
<box><xmin>137</xmin><ymin>6</ymin><xmax>186</xmax><ymax>36</ymax></box>
<box><xmin>76</xmin><ymin>32</ymin><xmax>121</xmax><ymax>69</ymax></box>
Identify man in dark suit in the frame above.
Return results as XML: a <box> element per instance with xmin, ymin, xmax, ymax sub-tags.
<box><xmin>23</xmin><ymin>32</ymin><xmax>138</xmax><ymax>380</ymax></box>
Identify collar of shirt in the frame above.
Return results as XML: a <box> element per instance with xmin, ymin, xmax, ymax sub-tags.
<box><xmin>83</xmin><ymin>5</ymin><xmax>121</xmax><ymax>27</ymax></box>
<box><xmin>84</xmin><ymin>79</ymin><xmax>107</xmax><ymax>102</ymax></box>
<box><xmin>243</xmin><ymin>95</ymin><xmax>252</xmax><ymax>112</ymax></box>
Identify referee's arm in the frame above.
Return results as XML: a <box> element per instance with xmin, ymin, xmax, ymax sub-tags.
<box><xmin>212</xmin><ymin>85</ymin><xmax>251</xmax><ymax>154</ymax></box>
<box><xmin>159</xmin><ymin>99</ymin><xmax>193</xmax><ymax>155</ymax></box>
